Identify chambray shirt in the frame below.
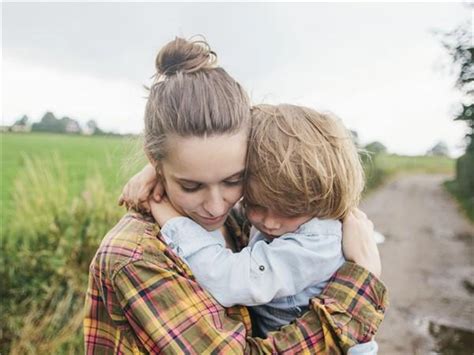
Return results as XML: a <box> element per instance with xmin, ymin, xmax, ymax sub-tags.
<box><xmin>161</xmin><ymin>216</ymin><xmax>345</xmax><ymax>336</ymax></box>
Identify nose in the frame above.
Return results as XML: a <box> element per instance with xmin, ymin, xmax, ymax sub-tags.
<box><xmin>203</xmin><ymin>187</ymin><xmax>227</xmax><ymax>217</ymax></box>
<box><xmin>262</xmin><ymin>213</ymin><xmax>281</xmax><ymax>230</ymax></box>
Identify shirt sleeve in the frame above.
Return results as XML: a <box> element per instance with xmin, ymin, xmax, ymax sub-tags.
<box><xmin>112</xmin><ymin>259</ymin><xmax>388</xmax><ymax>354</ymax></box>
<box><xmin>161</xmin><ymin>216</ymin><xmax>344</xmax><ymax>307</ymax></box>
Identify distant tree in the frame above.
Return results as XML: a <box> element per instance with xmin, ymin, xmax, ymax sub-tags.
<box><xmin>86</xmin><ymin>119</ymin><xmax>105</xmax><ymax>135</ymax></box>
<box><xmin>365</xmin><ymin>141</ymin><xmax>387</xmax><ymax>155</ymax></box>
<box><xmin>350</xmin><ymin>130</ymin><xmax>359</xmax><ymax>147</ymax></box>
<box><xmin>86</xmin><ymin>120</ymin><xmax>97</xmax><ymax>131</ymax></box>
<box><xmin>440</xmin><ymin>17</ymin><xmax>474</xmax><ymax>217</ymax></box>
<box><xmin>426</xmin><ymin>141</ymin><xmax>449</xmax><ymax>157</ymax></box>
<box><xmin>32</xmin><ymin>112</ymin><xmax>60</xmax><ymax>132</ymax></box>
<box><xmin>31</xmin><ymin>112</ymin><xmax>81</xmax><ymax>134</ymax></box>
<box><xmin>440</xmin><ymin>22</ymin><xmax>473</xmax><ymax>152</ymax></box>
<box><xmin>14</xmin><ymin>115</ymin><xmax>29</xmax><ymax>126</ymax></box>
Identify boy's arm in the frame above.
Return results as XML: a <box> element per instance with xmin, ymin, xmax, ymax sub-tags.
<box><xmin>161</xmin><ymin>216</ymin><xmax>343</xmax><ymax>307</ymax></box>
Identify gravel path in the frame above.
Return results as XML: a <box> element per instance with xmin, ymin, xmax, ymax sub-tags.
<box><xmin>360</xmin><ymin>174</ymin><xmax>474</xmax><ymax>354</ymax></box>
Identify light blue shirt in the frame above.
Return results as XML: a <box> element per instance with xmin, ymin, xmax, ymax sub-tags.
<box><xmin>161</xmin><ymin>216</ymin><xmax>345</xmax><ymax>335</ymax></box>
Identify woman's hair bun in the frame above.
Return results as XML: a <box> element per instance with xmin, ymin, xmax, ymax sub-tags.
<box><xmin>155</xmin><ymin>36</ymin><xmax>217</xmax><ymax>76</ymax></box>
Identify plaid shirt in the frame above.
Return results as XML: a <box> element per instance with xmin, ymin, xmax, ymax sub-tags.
<box><xmin>84</xmin><ymin>212</ymin><xmax>388</xmax><ymax>354</ymax></box>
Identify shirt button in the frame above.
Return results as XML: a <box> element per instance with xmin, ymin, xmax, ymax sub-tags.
<box><xmin>168</xmin><ymin>242</ymin><xmax>175</xmax><ymax>249</ymax></box>
<box><xmin>259</xmin><ymin>265</ymin><xmax>265</xmax><ymax>271</ymax></box>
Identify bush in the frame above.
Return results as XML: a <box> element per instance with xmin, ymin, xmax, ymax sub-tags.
<box><xmin>360</xmin><ymin>152</ymin><xmax>387</xmax><ymax>193</ymax></box>
<box><xmin>1</xmin><ymin>156</ymin><xmax>123</xmax><ymax>354</ymax></box>
<box><xmin>446</xmin><ymin>151</ymin><xmax>474</xmax><ymax>221</ymax></box>
<box><xmin>456</xmin><ymin>151</ymin><xmax>474</xmax><ymax>198</ymax></box>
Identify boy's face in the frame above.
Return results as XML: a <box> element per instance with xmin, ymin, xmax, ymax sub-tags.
<box><xmin>245</xmin><ymin>203</ymin><xmax>312</xmax><ymax>238</ymax></box>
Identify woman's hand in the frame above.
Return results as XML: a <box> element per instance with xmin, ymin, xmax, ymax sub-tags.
<box><xmin>149</xmin><ymin>194</ymin><xmax>182</xmax><ymax>227</ymax></box>
<box><xmin>342</xmin><ymin>209</ymin><xmax>381</xmax><ymax>278</ymax></box>
<box><xmin>118</xmin><ymin>163</ymin><xmax>164</xmax><ymax>213</ymax></box>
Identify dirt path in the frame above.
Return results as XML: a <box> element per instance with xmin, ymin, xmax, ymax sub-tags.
<box><xmin>360</xmin><ymin>174</ymin><xmax>474</xmax><ymax>354</ymax></box>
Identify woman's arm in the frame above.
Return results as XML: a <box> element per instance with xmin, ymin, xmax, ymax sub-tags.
<box><xmin>160</xmin><ymin>216</ymin><xmax>344</xmax><ymax>307</ymax></box>
<box><xmin>113</xmin><ymin>258</ymin><xmax>387</xmax><ymax>354</ymax></box>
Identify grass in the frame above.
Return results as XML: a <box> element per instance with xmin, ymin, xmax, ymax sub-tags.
<box><xmin>373</xmin><ymin>153</ymin><xmax>455</xmax><ymax>176</ymax></box>
<box><xmin>361</xmin><ymin>153</ymin><xmax>455</xmax><ymax>194</ymax></box>
<box><xmin>1</xmin><ymin>156</ymin><xmax>125</xmax><ymax>354</ymax></box>
<box><xmin>1</xmin><ymin>132</ymin><xmax>145</xmax><ymax>223</ymax></box>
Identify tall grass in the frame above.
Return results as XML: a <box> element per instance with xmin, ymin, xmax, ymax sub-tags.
<box><xmin>1</xmin><ymin>156</ymin><xmax>123</xmax><ymax>354</ymax></box>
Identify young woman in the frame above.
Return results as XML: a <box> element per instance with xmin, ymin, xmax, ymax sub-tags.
<box><xmin>84</xmin><ymin>37</ymin><xmax>387</xmax><ymax>354</ymax></box>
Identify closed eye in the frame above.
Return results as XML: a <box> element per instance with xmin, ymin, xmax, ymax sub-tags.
<box><xmin>223</xmin><ymin>178</ymin><xmax>243</xmax><ymax>186</ymax></box>
<box><xmin>180</xmin><ymin>183</ymin><xmax>202</xmax><ymax>192</ymax></box>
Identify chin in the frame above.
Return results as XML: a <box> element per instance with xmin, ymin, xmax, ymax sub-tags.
<box><xmin>192</xmin><ymin>213</ymin><xmax>228</xmax><ymax>231</ymax></box>
<box><xmin>201</xmin><ymin>220</ymin><xmax>226</xmax><ymax>232</ymax></box>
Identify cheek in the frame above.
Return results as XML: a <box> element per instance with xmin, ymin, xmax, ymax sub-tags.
<box><xmin>226</xmin><ymin>186</ymin><xmax>244</xmax><ymax>205</ymax></box>
<box><xmin>246</xmin><ymin>209</ymin><xmax>262</xmax><ymax>224</ymax></box>
<box><xmin>287</xmin><ymin>221</ymin><xmax>301</xmax><ymax>231</ymax></box>
<box><xmin>283</xmin><ymin>216</ymin><xmax>311</xmax><ymax>232</ymax></box>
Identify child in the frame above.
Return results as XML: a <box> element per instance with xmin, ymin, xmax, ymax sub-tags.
<box><xmin>146</xmin><ymin>103</ymin><xmax>367</xmax><ymax>338</ymax></box>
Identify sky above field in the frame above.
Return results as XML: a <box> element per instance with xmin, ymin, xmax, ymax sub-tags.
<box><xmin>2</xmin><ymin>2</ymin><xmax>472</xmax><ymax>156</ymax></box>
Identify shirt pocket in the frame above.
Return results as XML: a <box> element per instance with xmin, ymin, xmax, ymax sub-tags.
<box><xmin>312</xmin><ymin>297</ymin><xmax>372</xmax><ymax>344</ymax></box>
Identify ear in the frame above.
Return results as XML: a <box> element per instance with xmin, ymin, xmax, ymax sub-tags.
<box><xmin>145</xmin><ymin>150</ymin><xmax>159</xmax><ymax>168</ymax></box>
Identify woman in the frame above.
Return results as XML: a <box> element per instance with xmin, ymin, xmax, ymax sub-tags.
<box><xmin>84</xmin><ymin>37</ymin><xmax>387</xmax><ymax>354</ymax></box>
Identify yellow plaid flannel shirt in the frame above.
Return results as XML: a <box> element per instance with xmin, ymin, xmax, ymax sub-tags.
<box><xmin>84</xmin><ymin>212</ymin><xmax>388</xmax><ymax>354</ymax></box>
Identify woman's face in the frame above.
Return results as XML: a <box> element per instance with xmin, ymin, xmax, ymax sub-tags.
<box><xmin>159</xmin><ymin>130</ymin><xmax>247</xmax><ymax>231</ymax></box>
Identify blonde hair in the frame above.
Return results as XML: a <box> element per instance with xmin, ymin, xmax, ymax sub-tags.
<box><xmin>245</xmin><ymin>104</ymin><xmax>364</xmax><ymax>220</ymax></box>
<box><xmin>144</xmin><ymin>37</ymin><xmax>250</xmax><ymax>161</ymax></box>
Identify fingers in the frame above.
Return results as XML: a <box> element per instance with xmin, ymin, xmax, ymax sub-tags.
<box><xmin>152</xmin><ymin>183</ymin><xmax>164</xmax><ymax>202</ymax></box>
<box><xmin>118</xmin><ymin>183</ymin><xmax>131</xmax><ymax>207</ymax></box>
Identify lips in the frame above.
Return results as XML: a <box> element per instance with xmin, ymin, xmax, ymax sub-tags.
<box><xmin>258</xmin><ymin>226</ymin><xmax>280</xmax><ymax>237</ymax></box>
<box><xmin>198</xmin><ymin>214</ymin><xmax>226</xmax><ymax>224</ymax></box>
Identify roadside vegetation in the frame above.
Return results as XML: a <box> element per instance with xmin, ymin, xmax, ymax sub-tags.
<box><xmin>439</xmin><ymin>22</ymin><xmax>474</xmax><ymax>223</ymax></box>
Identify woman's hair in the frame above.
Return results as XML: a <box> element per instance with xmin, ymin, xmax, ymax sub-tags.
<box><xmin>144</xmin><ymin>37</ymin><xmax>250</xmax><ymax>161</ymax></box>
<box><xmin>245</xmin><ymin>104</ymin><xmax>365</xmax><ymax>220</ymax></box>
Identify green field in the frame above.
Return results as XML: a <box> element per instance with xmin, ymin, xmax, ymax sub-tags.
<box><xmin>372</xmin><ymin>153</ymin><xmax>455</xmax><ymax>176</ymax></box>
<box><xmin>1</xmin><ymin>132</ymin><xmax>145</xmax><ymax>222</ymax></box>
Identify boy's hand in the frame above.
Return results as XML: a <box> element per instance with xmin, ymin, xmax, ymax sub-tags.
<box><xmin>118</xmin><ymin>163</ymin><xmax>164</xmax><ymax>213</ymax></box>
<box><xmin>149</xmin><ymin>194</ymin><xmax>182</xmax><ymax>227</ymax></box>
<box><xmin>342</xmin><ymin>209</ymin><xmax>381</xmax><ymax>278</ymax></box>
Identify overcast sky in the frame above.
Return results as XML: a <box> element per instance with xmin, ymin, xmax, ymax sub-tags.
<box><xmin>2</xmin><ymin>2</ymin><xmax>471</xmax><ymax>156</ymax></box>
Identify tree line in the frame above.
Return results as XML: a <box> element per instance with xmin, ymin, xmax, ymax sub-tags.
<box><xmin>8</xmin><ymin>112</ymin><xmax>112</xmax><ymax>135</ymax></box>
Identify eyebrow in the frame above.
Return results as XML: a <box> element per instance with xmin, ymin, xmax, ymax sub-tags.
<box><xmin>175</xmin><ymin>170</ymin><xmax>245</xmax><ymax>184</ymax></box>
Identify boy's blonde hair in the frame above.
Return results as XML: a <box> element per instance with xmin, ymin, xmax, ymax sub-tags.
<box><xmin>245</xmin><ymin>104</ymin><xmax>364</xmax><ymax>220</ymax></box>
